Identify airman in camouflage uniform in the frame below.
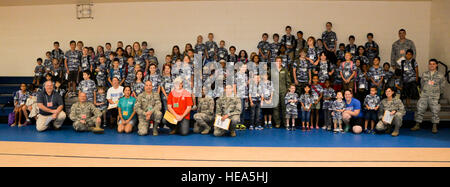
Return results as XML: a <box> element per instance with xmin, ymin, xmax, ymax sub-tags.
<box><xmin>69</xmin><ymin>92</ymin><xmax>103</xmax><ymax>133</ymax></box>
<box><xmin>214</xmin><ymin>85</ymin><xmax>242</xmax><ymax>137</ymax></box>
<box><xmin>412</xmin><ymin>59</ymin><xmax>445</xmax><ymax>133</ymax></box>
<box><xmin>273</xmin><ymin>57</ymin><xmax>292</xmax><ymax>128</ymax></box>
<box><xmin>193</xmin><ymin>90</ymin><xmax>215</xmax><ymax>135</ymax></box>
<box><xmin>375</xmin><ymin>97</ymin><xmax>405</xmax><ymax>136</ymax></box>
<box><xmin>134</xmin><ymin>81</ymin><xmax>163</xmax><ymax>136</ymax></box>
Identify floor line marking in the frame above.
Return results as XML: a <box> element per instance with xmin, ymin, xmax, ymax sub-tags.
<box><xmin>1</xmin><ymin>153</ymin><xmax>449</xmax><ymax>163</ymax></box>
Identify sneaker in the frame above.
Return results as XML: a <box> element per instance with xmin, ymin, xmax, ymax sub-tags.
<box><xmin>257</xmin><ymin>126</ymin><xmax>264</xmax><ymax>130</ymax></box>
<box><xmin>322</xmin><ymin>126</ymin><xmax>327</xmax><ymax>130</ymax></box>
<box><xmin>327</xmin><ymin>126</ymin><xmax>332</xmax><ymax>131</ymax></box>
<box><xmin>249</xmin><ymin>125</ymin><xmax>254</xmax><ymax>130</ymax></box>
<box><xmin>268</xmin><ymin>122</ymin><xmax>272</xmax><ymax>128</ymax></box>
<box><xmin>286</xmin><ymin>126</ymin><xmax>291</xmax><ymax>131</ymax></box>
<box><xmin>364</xmin><ymin>129</ymin><xmax>370</xmax><ymax>134</ymax></box>
<box><xmin>333</xmin><ymin>128</ymin><xmax>339</xmax><ymax>133</ymax></box>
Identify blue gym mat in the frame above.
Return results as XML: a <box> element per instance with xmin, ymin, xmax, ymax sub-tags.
<box><xmin>0</xmin><ymin>124</ymin><xmax>449</xmax><ymax>148</ymax></box>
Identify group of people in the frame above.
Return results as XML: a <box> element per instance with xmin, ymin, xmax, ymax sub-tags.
<box><xmin>10</xmin><ymin>22</ymin><xmax>446</xmax><ymax>137</ymax></box>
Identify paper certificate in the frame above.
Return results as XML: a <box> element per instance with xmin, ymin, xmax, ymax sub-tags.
<box><xmin>164</xmin><ymin>111</ymin><xmax>178</xmax><ymax>125</ymax></box>
<box><xmin>213</xmin><ymin>115</ymin><xmax>231</xmax><ymax>130</ymax></box>
<box><xmin>382</xmin><ymin>111</ymin><xmax>394</xmax><ymax>124</ymax></box>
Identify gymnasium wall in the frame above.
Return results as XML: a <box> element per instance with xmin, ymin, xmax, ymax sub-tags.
<box><xmin>430</xmin><ymin>0</ymin><xmax>450</xmax><ymax>99</ymax></box>
<box><xmin>0</xmin><ymin>0</ymin><xmax>431</xmax><ymax>76</ymax></box>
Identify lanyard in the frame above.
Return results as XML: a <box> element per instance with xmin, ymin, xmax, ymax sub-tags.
<box><xmin>45</xmin><ymin>92</ymin><xmax>54</xmax><ymax>105</ymax></box>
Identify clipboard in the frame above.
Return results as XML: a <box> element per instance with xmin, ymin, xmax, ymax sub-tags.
<box><xmin>163</xmin><ymin>111</ymin><xmax>178</xmax><ymax>125</ymax></box>
<box><xmin>382</xmin><ymin>110</ymin><xmax>394</xmax><ymax>124</ymax></box>
<box><xmin>213</xmin><ymin>115</ymin><xmax>231</xmax><ymax>130</ymax></box>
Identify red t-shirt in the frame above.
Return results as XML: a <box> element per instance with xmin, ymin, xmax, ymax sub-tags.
<box><xmin>167</xmin><ymin>89</ymin><xmax>193</xmax><ymax>120</ymax></box>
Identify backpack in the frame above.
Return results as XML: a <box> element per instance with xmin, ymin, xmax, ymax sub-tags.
<box><xmin>401</xmin><ymin>59</ymin><xmax>416</xmax><ymax>76</ymax></box>
<box><xmin>8</xmin><ymin>112</ymin><xmax>15</xmax><ymax>125</ymax></box>
<box><xmin>341</xmin><ymin>61</ymin><xmax>356</xmax><ymax>78</ymax></box>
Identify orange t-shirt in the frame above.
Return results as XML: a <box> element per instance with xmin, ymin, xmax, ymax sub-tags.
<box><xmin>167</xmin><ymin>89</ymin><xmax>193</xmax><ymax>120</ymax></box>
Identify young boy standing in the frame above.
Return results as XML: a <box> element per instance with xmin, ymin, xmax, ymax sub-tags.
<box><xmin>205</xmin><ymin>33</ymin><xmax>218</xmax><ymax>63</ymax></box>
<box><xmin>285</xmin><ymin>84</ymin><xmax>299</xmax><ymax>131</ymax></box>
<box><xmin>281</xmin><ymin>26</ymin><xmax>296</xmax><ymax>62</ymax></box>
<box><xmin>33</xmin><ymin>58</ymin><xmax>45</xmax><ymax>86</ymax></box>
<box><xmin>365</xmin><ymin>33</ymin><xmax>379</xmax><ymax>65</ymax></box>
<box><xmin>258</xmin><ymin>33</ymin><xmax>271</xmax><ymax>63</ymax></box>
<box><xmin>364</xmin><ymin>86</ymin><xmax>380</xmax><ymax>134</ymax></box>
<box><xmin>270</xmin><ymin>34</ymin><xmax>282</xmax><ymax>63</ymax></box>
<box><xmin>65</xmin><ymin>40</ymin><xmax>82</xmax><ymax>97</ymax></box>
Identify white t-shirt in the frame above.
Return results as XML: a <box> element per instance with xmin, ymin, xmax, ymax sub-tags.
<box><xmin>106</xmin><ymin>86</ymin><xmax>124</xmax><ymax>109</ymax></box>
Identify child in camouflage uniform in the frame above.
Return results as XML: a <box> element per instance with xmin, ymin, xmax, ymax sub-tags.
<box><xmin>285</xmin><ymin>84</ymin><xmax>299</xmax><ymax>131</ymax></box>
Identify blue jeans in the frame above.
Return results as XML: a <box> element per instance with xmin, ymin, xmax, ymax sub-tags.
<box><xmin>250</xmin><ymin>101</ymin><xmax>261</xmax><ymax>126</ymax></box>
<box><xmin>240</xmin><ymin>98</ymin><xmax>247</xmax><ymax>124</ymax></box>
<box><xmin>161</xmin><ymin>95</ymin><xmax>168</xmax><ymax>113</ymax></box>
<box><xmin>301</xmin><ymin>110</ymin><xmax>311</xmax><ymax>123</ymax></box>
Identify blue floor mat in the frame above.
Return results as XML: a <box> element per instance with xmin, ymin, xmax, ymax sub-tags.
<box><xmin>0</xmin><ymin>124</ymin><xmax>449</xmax><ymax>148</ymax></box>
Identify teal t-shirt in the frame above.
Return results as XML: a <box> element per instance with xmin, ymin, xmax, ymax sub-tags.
<box><xmin>118</xmin><ymin>96</ymin><xmax>136</xmax><ymax>120</ymax></box>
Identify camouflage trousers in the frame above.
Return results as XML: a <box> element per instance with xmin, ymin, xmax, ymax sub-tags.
<box><xmin>375</xmin><ymin>114</ymin><xmax>403</xmax><ymax>132</ymax></box>
<box><xmin>193</xmin><ymin>113</ymin><xmax>213</xmax><ymax>133</ymax></box>
<box><xmin>415</xmin><ymin>96</ymin><xmax>440</xmax><ymax>124</ymax></box>
<box><xmin>213</xmin><ymin>115</ymin><xmax>240</xmax><ymax>137</ymax></box>
<box><xmin>137</xmin><ymin>111</ymin><xmax>163</xmax><ymax>136</ymax></box>
<box><xmin>73</xmin><ymin>117</ymin><xmax>97</xmax><ymax>132</ymax></box>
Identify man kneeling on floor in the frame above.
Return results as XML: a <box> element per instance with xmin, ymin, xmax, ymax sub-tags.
<box><xmin>36</xmin><ymin>81</ymin><xmax>66</xmax><ymax>132</ymax></box>
<box><xmin>214</xmin><ymin>85</ymin><xmax>242</xmax><ymax>137</ymax></box>
<box><xmin>69</xmin><ymin>92</ymin><xmax>104</xmax><ymax>133</ymax></box>
<box><xmin>193</xmin><ymin>87</ymin><xmax>215</xmax><ymax>135</ymax></box>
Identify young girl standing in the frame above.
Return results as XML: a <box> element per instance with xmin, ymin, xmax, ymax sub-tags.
<box><xmin>300</xmin><ymin>85</ymin><xmax>313</xmax><ymax>130</ymax></box>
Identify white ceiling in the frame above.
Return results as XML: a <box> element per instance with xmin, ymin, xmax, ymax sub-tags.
<box><xmin>0</xmin><ymin>0</ymin><xmax>431</xmax><ymax>7</ymax></box>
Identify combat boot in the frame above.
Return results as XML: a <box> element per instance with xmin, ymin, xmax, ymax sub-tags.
<box><xmin>432</xmin><ymin>124</ymin><xmax>438</xmax><ymax>134</ymax></box>
<box><xmin>410</xmin><ymin>123</ymin><xmax>420</xmax><ymax>131</ymax></box>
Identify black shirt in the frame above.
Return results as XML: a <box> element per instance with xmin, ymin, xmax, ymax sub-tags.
<box><xmin>37</xmin><ymin>90</ymin><xmax>64</xmax><ymax>116</ymax></box>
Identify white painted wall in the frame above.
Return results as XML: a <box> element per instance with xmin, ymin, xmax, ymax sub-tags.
<box><xmin>430</xmin><ymin>0</ymin><xmax>450</xmax><ymax>100</ymax></box>
<box><xmin>0</xmin><ymin>0</ymin><xmax>431</xmax><ymax>76</ymax></box>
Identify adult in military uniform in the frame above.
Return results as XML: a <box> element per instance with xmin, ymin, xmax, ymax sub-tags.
<box><xmin>69</xmin><ymin>92</ymin><xmax>103</xmax><ymax>133</ymax></box>
<box><xmin>375</xmin><ymin>87</ymin><xmax>406</xmax><ymax>136</ymax></box>
<box><xmin>214</xmin><ymin>85</ymin><xmax>242</xmax><ymax>137</ymax></box>
<box><xmin>272</xmin><ymin>57</ymin><xmax>292</xmax><ymax>128</ymax></box>
<box><xmin>193</xmin><ymin>88</ymin><xmax>215</xmax><ymax>135</ymax></box>
<box><xmin>411</xmin><ymin>59</ymin><xmax>445</xmax><ymax>133</ymax></box>
<box><xmin>134</xmin><ymin>80</ymin><xmax>163</xmax><ymax>136</ymax></box>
